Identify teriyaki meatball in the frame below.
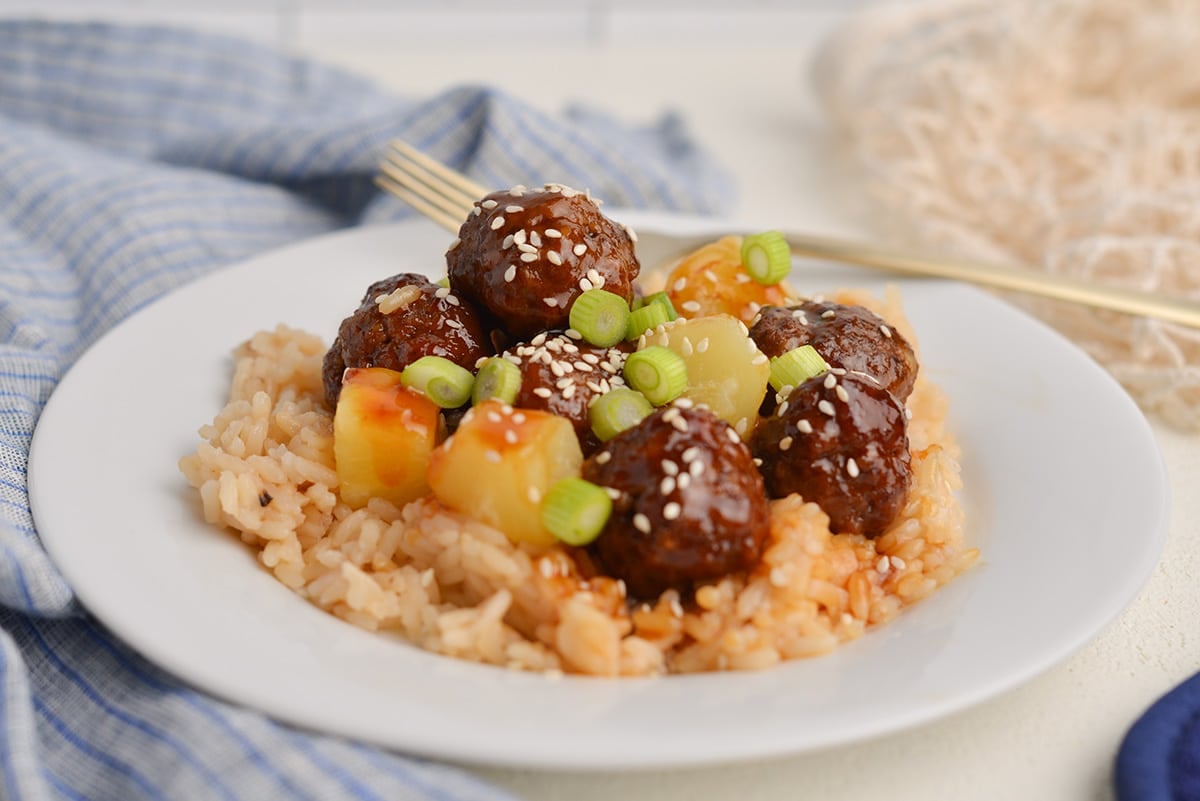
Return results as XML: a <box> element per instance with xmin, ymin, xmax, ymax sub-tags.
<box><xmin>446</xmin><ymin>184</ymin><xmax>640</xmax><ymax>339</ymax></box>
<box><xmin>322</xmin><ymin>273</ymin><xmax>492</xmax><ymax>409</ymax></box>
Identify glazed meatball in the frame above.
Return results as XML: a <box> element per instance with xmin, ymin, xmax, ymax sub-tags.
<box><xmin>322</xmin><ymin>273</ymin><xmax>492</xmax><ymax>408</ymax></box>
<box><xmin>583</xmin><ymin>405</ymin><xmax>771</xmax><ymax>600</ymax></box>
<box><xmin>750</xmin><ymin>371</ymin><xmax>910</xmax><ymax>537</ymax></box>
<box><xmin>750</xmin><ymin>300</ymin><xmax>918</xmax><ymax>403</ymax></box>
<box><xmin>446</xmin><ymin>184</ymin><xmax>641</xmax><ymax>339</ymax></box>
<box><xmin>504</xmin><ymin>331</ymin><xmax>631</xmax><ymax>455</ymax></box>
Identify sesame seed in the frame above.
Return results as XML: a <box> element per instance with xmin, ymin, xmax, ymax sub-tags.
<box><xmin>505</xmin><ymin>430</ymin><xmax>519</xmax><ymax>445</ymax></box>
<box><xmin>574</xmin><ymin>361</ymin><xmax>593</xmax><ymax>372</ymax></box>
<box><xmin>673</xmin><ymin>278</ymin><xmax>688</xmax><ymax>292</ymax></box>
<box><xmin>818</xmin><ymin>400</ymin><xmax>836</xmax><ymax>416</ymax></box>
<box><xmin>836</xmin><ymin>385</ymin><xmax>850</xmax><ymax>403</ymax></box>
<box><xmin>579</xmin><ymin>277</ymin><xmax>594</xmax><ymax>292</ymax></box>
<box><xmin>877</xmin><ymin>555</ymin><xmax>890</xmax><ymax>573</ymax></box>
<box><xmin>750</xmin><ymin>353</ymin><xmax>768</xmax><ymax>366</ymax></box>
<box><xmin>501</xmin><ymin>234</ymin><xmax>514</xmax><ymax>249</ymax></box>
<box><xmin>504</xmin><ymin>265</ymin><xmax>517</xmax><ymax>283</ymax></box>
<box><xmin>797</xmin><ymin>419</ymin><xmax>814</xmax><ymax>434</ymax></box>
<box><xmin>505</xmin><ymin>205</ymin><xmax>523</xmax><ymax>214</ymax></box>
<box><xmin>673</xmin><ymin>397</ymin><xmax>694</xmax><ymax>409</ymax></box>
<box><xmin>660</xmin><ymin>476</ymin><xmax>676</xmax><ymax>495</ymax></box>
<box><xmin>562</xmin><ymin>385</ymin><xmax>576</xmax><ymax>399</ymax></box>
<box><xmin>510</xmin><ymin>185</ymin><xmax>526</xmax><ymax>196</ymax></box>
<box><xmin>891</xmin><ymin>556</ymin><xmax>907</xmax><ymax>569</ymax></box>
<box><xmin>605</xmin><ymin>487</ymin><xmax>622</xmax><ymax>500</ymax></box>
<box><xmin>769</xmin><ymin>568</ymin><xmax>788</xmax><ymax>587</ymax></box>
<box><xmin>481</xmin><ymin>199</ymin><xmax>498</xmax><ymax>210</ymax></box>
<box><xmin>565</xmin><ymin>328</ymin><xmax>583</xmax><ymax>340</ymax></box>
<box><xmin>490</xmin><ymin>216</ymin><xmax>505</xmax><ymax>230</ymax></box>
<box><xmin>831</xmin><ymin>367</ymin><xmax>847</xmax><ymax>375</ymax></box>
<box><xmin>547</xmin><ymin>250</ymin><xmax>563</xmax><ymax>266</ymax></box>
<box><xmin>446</xmin><ymin>318</ymin><xmax>464</xmax><ymax>329</ymax></box>
<box><xmin>681</xmin><ymin>446</ymin><xmax>700</xmax><ymax>462</ymax></box>
<box><xmin>596</xmin><ymin>450</ymin><xmax>612</xmax><ymax>464</ymax></box>
<box><xmin>752</xmin><ymin>457</ymin><xmax>763</xmax><ymax>467</ymax></box>
<box><xmin>514</xmin><ymin>229</ymin><xmax>527</xmax><ymax>245</ymax></box>
<box><xmin>695</xmin><ymin>337</ymin><xmax>709</xmax><ymax>353</ymax></box>
<box><xmin>530</xmin><ymin>231</ymin><xmax>542</xmax><ymax>247</ymax></box>
<box><xmin>520</xmin><ymin>252</ymin><xmax>538</xmax><ymax>263</ymax></box>
<box><xmin>880</xmin><ymin>324</ymin><xmax>893</xmax><ymax>338</ymax></box>
<box><xmin>545</xmin><ymin>228</ymin><xmax>562</xmax><ymax>238</ymax></box>
<box><xmin>777</xmin><ymin>400</ymin><xmax>790</xmax><ymax>416</ymax></box>
<box><xmin>543</xmin><ymin>297</ymin><xmax>558</xmax><ymax>307</ymax></box>
<box><xmin>846</xmin><ymin>458</ymin><xmax>860</xmax><ymax>478</ymax></box>
<box><xmin>573</xmin><ymin>243</ymin><xmax>588</xmax><ymax>257</ymax></box>
<box><xmin>485</xmin><ymin>450</ymin><xmax>501</xmax><ymax>463</ymax></box>
<box><xmin>539</xmin><ymin>559</ymin><xmax>555</xmax><ymax>578</ymax></box>
<box><xmin>677</xmin><ymin>473</ymin><xmax>691</xmax><ymax>490</ymax></box>
<box><xmin>779</xmin><ymin>436</ymin><xmax>793</xmax><ymax>451</ymax></box>
<box><xmin>587</xmin><ymin>269</ymin><xmax>603</xmax><ymax>287</ymax></box>
<box><xmin>471</xmin><ymin>206</ymin><xmax>481</xmax><ymax>217</ymax></box>
<box><xmin>633</xmin><ymin>513</ymin><xmax>652</xmax><ymax>533</ymax></box>
<box><xmin>680</xmin><ymin>337</ymin><xmax>694</xmax><ymax>357</ymax></box>
<box><xmin>513</xmin><ymin>412</ymin><xmax>526</xmax><ymax>423</ymax></box>
<box><xmin>486</xmin><ymin>411</ymin><xmax>502</xmax><ymax>423</ymax></box>
<box><xmin>531</xmin><ymin>332</ymin><xmax>548</xmax><ymax>346</ymax></box>
<box><xmin>587</xmin><ymin>380</ymin><xmax>604</xmax><ymax>392</ymax></box>
<box><xmin>824</xmin><ymin>373</ymin><xmax>837</xmax><ymax>389</ymax></box>
<box><xmin>671</xmin><ymin>416</ymin><xmax>689</xmax><ymax>433</ymax></box>
<box><xmin>445</xmin><ymin>294</ymin><xmax>460</xmax><ymax>306</ymax></box>
<box><xmin>435</xmin><ymin>287</ymin><xmax>451</xmax><ymax>299</ymax></box>
<box><xmin>663</xmin><ymin>502</ymin><xmax>681</xmax><ymax>520</ymax></box>
<box><xmin>681</xmin><ymin>300</ymin><xmax>702</xmax><ymax>313</ymax></box>
<box><xmin>533</xmin><ymin>387</ymin><xmax>552</xmax><ymax>398</ymax></box>
<box><xmin>822</xmin><ymin>309</ymin><xmax>836</xmax><ymax>319</ymax></box>
<box><xmin>726</xmin><ymin>428</ymin><xmax>740</xmax><ymax>444</ymax></box>
<box><xmin>735</xmin><ymin>417</ymin><xmax>748</xmax><ymax>435</ymax></box>
<box><xmin>581</xmin><ymin>352</ymin><xmax>600</xmax><ymax>364</ymax></box>
<box><xmin>661</xmin><ymin>460</ymin><xmax>679</xmax><ymax>476</ymax></box>
<box><xmin>735</xmin><ymin>273</ymin><xmax>751</xmax><ymax>284</ymax></box>
<box><xmin>517</xmin><ymin>242</ymin><xmax>537</xmax><ymax>254</ymax></box>
<box><xmin>555</xmin><ymin>378</ymin><xmax>572</xmax><ymax>389</ymax></box>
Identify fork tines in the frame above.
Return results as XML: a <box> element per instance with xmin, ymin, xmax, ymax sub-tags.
<box><xmin>376</xmin><ymin>140</ymin><xmax>488</xmax><ymax>233</ymax></box>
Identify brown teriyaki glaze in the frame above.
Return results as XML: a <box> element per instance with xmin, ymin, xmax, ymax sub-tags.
<box><xmin>751</xmin><ymin>370</ymin><xmax>911</xmax><ymax>537</ymax></box>
<box><xmin>446</xmin><ymin>185</ymin><xmax>640</xmax><ymax>339</ymax></box>
<box><xmin>502</xmin><ymin>332</ymin><xmax>632</xmax><ymax>456</ymax></box>
<box><xmin>322</xmin><ymin>273</ymin><xmax>492</xmax><ymax>409</ymax></box>
<box><xmin>750</xmin><ymin>300</ymin><xmax>918</xmax><ymax>403</ymax></box>
<box><xmin>582</xmin><ymin>405</ymin><xmax>771</xmax><ymax>600</ymax></box>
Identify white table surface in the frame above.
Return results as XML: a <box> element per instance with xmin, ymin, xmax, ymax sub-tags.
<box><xmin>309</xmin><ymin>16</ymin><xmax>1200</xmax><ymax>801</ymax></box>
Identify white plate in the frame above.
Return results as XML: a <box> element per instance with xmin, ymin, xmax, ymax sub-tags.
<box><xmin>28</xmin><ymin>213</ymin><xmax>1169</xmax><ymax>771</ymax></box>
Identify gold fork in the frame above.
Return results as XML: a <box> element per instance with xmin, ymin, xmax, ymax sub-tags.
<box><xmin>376</xmin><ymin>139</ymin><xmax>1200</xmax><ymax>329</ymax></box>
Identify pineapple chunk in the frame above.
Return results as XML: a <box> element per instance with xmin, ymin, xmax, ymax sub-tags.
<box><xmin>427</xmin><ymin>400</ymin><xmax>583</xmax><ymax>548</ymax></box>
<box><xmin>664</xmin><ymin>235</ymin><xmax>791</xmax><ymax>324</ymax></box>
<box><xmin>334</xmin><ymin>367</ymin><xmax>441</xmax><ymax>508</ymax></box>
<box><xmin>642</xmin><ymin>315</ymin><xmax>769</xmax><ymax>439</ymax></box>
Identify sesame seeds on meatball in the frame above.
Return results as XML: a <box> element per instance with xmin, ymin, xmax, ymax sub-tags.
<box><xmin>446</xmin><ymin>184</ymin><xmax>641</xmax><ymax>339</ymax></box>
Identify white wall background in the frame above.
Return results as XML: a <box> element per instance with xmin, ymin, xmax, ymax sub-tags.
<box><xmin>0</xmin><ymin>1</ymin><xmax>880</xmax><ymax>52</ymax></box>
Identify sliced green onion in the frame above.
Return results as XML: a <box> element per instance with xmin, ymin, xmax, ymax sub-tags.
<box><xmin>569</xmin><ymin>289</ymin><xmax>631</xmax><ymax>348</ymax></box>
<box><xmin>642</xmin><ymin>291</ymin><xmax>678</xmax><ymax>321</ymax></box>
<box><xmin>623</xmin><ymin>346</ymin><xmax>688</xmax><ymax>406</ymax></box>
<box><xmin>768</xmin><ymin>345</ymin><xmax>830</xmax><ymax>393</ymax></box>
<box><xmin>472</xmin><ymin>357</ymin><xmax>522</xmax><ymax>405</ymax></box>
<box><xmin>435</xmin><ymin>276</ymin><xmax>451</xmax><ymax>289</ymax></box>
<box><xmin>400</xmin><ymin>356</ymin><xmax>474</xmax><ymax>408</ymax></box>
<box><xmin>740</xmin><ymin>231</ymin><xmax>791</xmax><ymax>285</ymax></box>
<box><xmin>625</xmin><ymin>302</ymin><xmax>671</xmax><ymax>340</ymax></box>
<box><xmin>589</xmin><ymin>388</ymin><xmax>654</xmax><ymax>441</ymax></box>
<box><xmin>540</xmin><ymin>477</ymin><xmax>613</xmax><ymax>547</ymax></box>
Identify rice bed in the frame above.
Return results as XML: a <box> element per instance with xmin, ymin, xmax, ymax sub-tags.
<box><xmin>179</xmin><ymin>289</ymin><xmax>976</xmax><ymax>676</ymax></box>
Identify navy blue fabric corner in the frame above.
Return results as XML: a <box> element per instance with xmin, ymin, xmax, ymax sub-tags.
<box><xmin>1117</xmin><ymin>670</ymin><xmax>1200</xmax><ymax>801</ymax></box>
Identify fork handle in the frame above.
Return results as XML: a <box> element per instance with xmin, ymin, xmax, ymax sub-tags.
<box><xmin>786</xmin><ymin>233</ymin><xmax>1200</xmax><ymax>330</ymax></box>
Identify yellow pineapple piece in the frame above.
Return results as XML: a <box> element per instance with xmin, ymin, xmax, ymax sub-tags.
<box><xmin>642</xmin><ymin>315</ymin><xmax>769</xmax><ymax>439</ymax></box>
<box><xmin>333</xmin><ymin>367</ymin><xmax>441</xmax><ymax>508</ymax></box>
<box><xmin>427</xmin><ymin>400</ymin><xmax>583</xmax><ymax>548</ymax></box>
<box><xmin>664</xmin><ymin>235</ymin><xmax>791</xmax><ymax>324</ymax></box>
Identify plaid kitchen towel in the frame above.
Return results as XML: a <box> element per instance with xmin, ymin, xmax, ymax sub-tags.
<box><xmin>0</xmin><ymin>19</ymin><xmax>730</xmax><ymax>801</ymax></box>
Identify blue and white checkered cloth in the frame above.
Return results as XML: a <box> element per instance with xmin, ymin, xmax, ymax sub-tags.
<box><xmin>0</xmin><ymin>20</ymin><xmax>731</xmax><ymax>801</ymax></box>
